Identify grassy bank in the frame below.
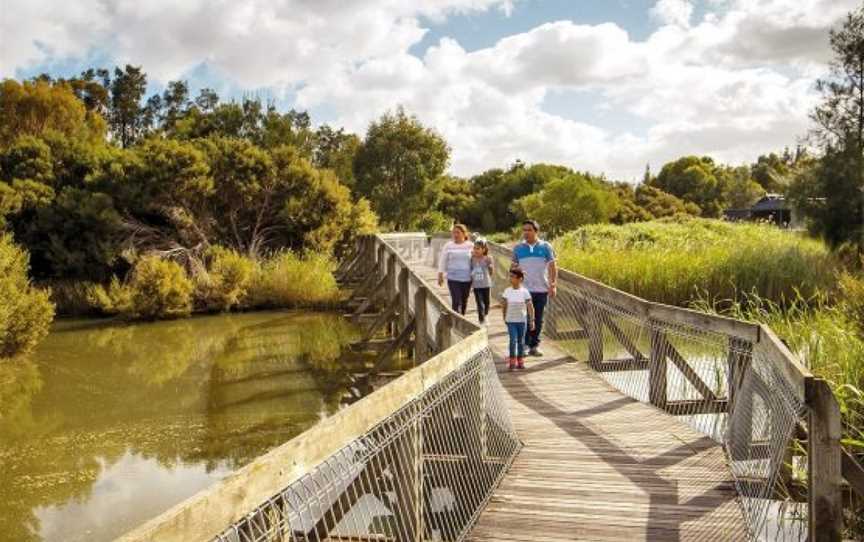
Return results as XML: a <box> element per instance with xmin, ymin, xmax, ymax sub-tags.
<box><xmin>554</xmin><ymin>217</ymin><xmax>838</xmax><ymax>308</ymax></box>
<box><xmin>50</xmin><ymin>249</ymin><xmax>342</xmax><ymax>320</ymax></box>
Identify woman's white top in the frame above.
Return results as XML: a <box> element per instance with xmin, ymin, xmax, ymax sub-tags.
<box><xmin>437</xmin><ymin>241</ymin><xmax>473</xmax><ymax>282</ymax></box>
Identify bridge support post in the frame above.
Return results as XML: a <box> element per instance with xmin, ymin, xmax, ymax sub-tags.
<box><xmin>399</xmin><ymin>266</ymin><xmax>410</xmax><ymax>331</ymax></box>
<box><xmin>387</xmin><ymin>254</ymin><xmax>398</xmax><ymax>337</ymax></box>
<box><xmin>808</xmin><ymin>378</ymin><xmax>842</xmax><ymax>542</ymax></box>
<box><xmin>435</xmin><ymin>313</ymin><xmax>453</xmax><ymax>352</ymax></box>
<box><xmin>727</xmin><ymin>337</ymin><xmax>755</xmax><ymax>461</ymax></box>
<box><xmin>648</xmin><ymin>323</ymin><xmax>668</xmax><ymax>410</ymax></box>
<box><xmin>415</xmin><ymin>286</ymin><xmax>431</xmax><ymax>363</ymax></box>
<box><xmin>577</xmin><ymin>298</ymin><xmax>604</xmax><ymax>365</ymax></box>
<box><xmin>377</xmin><ymin>242</ymin><xmax>387</xmax><ymax>281</ymax></box>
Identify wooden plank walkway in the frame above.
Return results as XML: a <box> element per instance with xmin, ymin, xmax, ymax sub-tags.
<box><xmin>413</xmin><ymin>262</ymin><xmax>749</xmax><ymax>542</ymax></box>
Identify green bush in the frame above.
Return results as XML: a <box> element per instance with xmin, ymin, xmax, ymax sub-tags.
<box><xmin>127</xmin><ymin>256</ymin><xmax>193</xmax><ymax>319</ymax></box>
<box><xmin>85</xmin><ymin>277</ymin><xmax>133</xmax><ymax>316</ymax></box>
<box><xmin>555</xmin><ymin>217</ymin><xmax>838</xmax><ymax>308</ymax></box>
<box><xmin>247</xmin><ymin>251</ymin><xmax>339</xmax><ymax>309</ymax></box>
<box><xmin>195</xmin><ymin>247</ymin><xmax>255</xmax><ymax>312</ymax></box>
<box><xmin>0</xmin><ymin>235</ymin><xmax>55</xmax><ymax>359</ymax></box>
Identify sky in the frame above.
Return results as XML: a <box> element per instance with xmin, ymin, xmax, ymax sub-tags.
<box><xmin>0</xmin><ymin>0</ymin><xmax>859</xmax><ymax>181</ymax></box>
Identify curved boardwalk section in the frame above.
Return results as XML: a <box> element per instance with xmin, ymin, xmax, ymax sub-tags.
<box><xmin>413</xmin><ymin>262</ymin><xmax>750</xmax><ymax>541</ymax></box>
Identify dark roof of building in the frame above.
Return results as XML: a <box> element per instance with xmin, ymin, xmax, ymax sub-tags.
<box><xmin>750</xmin><ymin>194</ymin><xmax>789</xmax><ymax>213</ymax></box>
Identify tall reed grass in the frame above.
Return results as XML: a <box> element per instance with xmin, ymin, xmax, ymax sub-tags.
<box><xmin>554</xmin><ymin>217</ymin><xmax>838</xmax><ymax>308</ymax></box>
<box><xmin>75</xmin><ymin>249</ymin><xmax>341</xmax><ymax>320</ymax></box>
<box><xmin>246</xmin><ymin>251</ymin><xmax>341</xmax><ymax>309</ymax></box>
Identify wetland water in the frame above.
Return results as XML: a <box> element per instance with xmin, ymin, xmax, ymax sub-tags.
<box><xmin>0</xmin><ymin>310</ymin><xmax>375</xmax><ymax>542</ymax></box>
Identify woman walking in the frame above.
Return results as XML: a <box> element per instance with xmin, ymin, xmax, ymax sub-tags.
<box><xmin>437</xmin><ymin>224</ymin><xmax>473</xmax><ymax>315</ymax></box>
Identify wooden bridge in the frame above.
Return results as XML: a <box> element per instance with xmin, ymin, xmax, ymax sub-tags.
<box><xmin>119</xmin><ymin>233</ymin><xmax>863</xmax><ymax>542</ymax></box>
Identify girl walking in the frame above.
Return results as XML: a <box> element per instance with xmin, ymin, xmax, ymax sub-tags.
<box><xmin>500</xmin><ymin>268</ymin><xmax>535</xmax><ymax>371</ymax></box>
<box><xmin>437</xmin><ymin>224</ymin><xmax>473</xmax><ymax>315</ymax></box>
<box><xmin>470</xmin><ymin>238</ymin><xmax>493</xmax><ymax>324</ymax></box>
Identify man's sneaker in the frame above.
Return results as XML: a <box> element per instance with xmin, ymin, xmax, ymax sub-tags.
<box><xmin>516</xmin><ymin>357</ymin><xmax>525</xmax><ymax>370</ymax></box>
<box><xmin>508</xmin><ymin>357</ymin><xmax>516</xmax><ymax>371</ymax></box>
<box><xmin>529</xmin><ymin>347</ymin><xmax>543</xmax><ymax>357</ymax></box>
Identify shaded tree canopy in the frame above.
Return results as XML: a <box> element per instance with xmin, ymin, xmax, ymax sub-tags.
<box><xmin>353</xmin><ymin>107</ymin><xmax>450</xmax><ymax>229</ymax></box>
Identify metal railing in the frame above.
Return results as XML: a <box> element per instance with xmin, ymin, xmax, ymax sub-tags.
<box><xmin>117</xmin><ymin>234</ymin><xmax>521</xmax><ymax>542</ymax></box>
<box><xmin>486</xmin><ymin>241</ymin><xmax>841</xmax><ymax>541</ymax></box>
<box><xmin>117</xmin><ymin>232</ymin><xmax>854</xmax><ymax>542</ymax></box>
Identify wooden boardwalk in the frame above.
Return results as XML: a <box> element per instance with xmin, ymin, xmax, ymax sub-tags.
<box><xmin>414</xmin><ymin>263</ymin><xmax>749</xmax><ymax>542</ymax></box>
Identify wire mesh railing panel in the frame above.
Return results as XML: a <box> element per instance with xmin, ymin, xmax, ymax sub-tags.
<box><xmin>728</xmin><ymin>340</ymin><xmax>809</xmax><ymax>542</ymax></box>
<box><xmin>486</xmin><ymin>242</ymin><xmax>811</xmax><ymax>541</ymax></box>
<box><xmin>212</xmin><ymin>348</ymin><xmax>520</xmax><ymax>542</ymax></box>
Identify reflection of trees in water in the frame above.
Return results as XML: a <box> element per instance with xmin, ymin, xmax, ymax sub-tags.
<box><xmin>0</xmin><ymin>359</ymin><xmax>45</xmax><ymax>542</ymax></box>
<box><xmin>0</xmin><ymin>311</ymin><xmax>362</xmax><ymax>542</ymax></box>
<box><xmin>197</xmin><ymin>314</ymin><xmax>361</xmax><ymax>469</ymax></box>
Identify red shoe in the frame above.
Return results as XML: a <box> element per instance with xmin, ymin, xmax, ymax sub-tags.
<box><xmin>507</xmin><ymin>357</ymin><xmax>516</xmax><ymax>371</ymax></box>
<box><xmin>517</xmin><ymin>358</ymin><xmax>525</xmax><ymax>370</ymax></box>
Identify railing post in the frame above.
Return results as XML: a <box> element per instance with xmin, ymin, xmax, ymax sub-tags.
<box><xmin>808</xmin><ymin>378</ymin><xmax>843</xmax><ymax>541</ymax></box>
<box><xmin>377</xmin><ymin>242</ymin><xmax>387</xmax><ymax>280</ymax></box>
<box><xmin>727</xmin><ymin>337</ymin><xmax>754</xmax><ymax>460</ymax></box>
<box><xmin>414</xmin><ymin>286</ymin><xmax>430</xmax><ymax>363</ymax></box>
<box><xmin>388</xmin><ymin>254</ymin><xmax>397</xmax><ymax>294</ymax></box>
<box><xmin>399</xmin><ymin>267</ymin><xmax>410</xmax><ymax>330</ymax></box>
<box><xmin>649</xmin><ymin>322</ymin><xmax>668</xmax><ymax>410</ymax></box>
<box><xmin>435</xmin><ymin>313</ymin><xmax>453</xmax><ymax>352</ymax></box>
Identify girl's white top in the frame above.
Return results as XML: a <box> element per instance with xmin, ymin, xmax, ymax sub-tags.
<box><xmin>501</xmin><ymin>286</ymin><xmax>532</xmax><ymax>323</ymax></box>
<box><xmin>437</xmin><ymin>241</ymin><xmax>473</xmax><ymax>282</ymax></box>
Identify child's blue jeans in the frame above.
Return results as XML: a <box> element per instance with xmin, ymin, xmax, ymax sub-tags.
<box><xmin>506</xmin><ymin>322</ymin><xmax>526</xmax><ymax>358</ymax></box>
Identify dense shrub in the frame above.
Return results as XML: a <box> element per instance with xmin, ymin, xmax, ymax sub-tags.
<box><xmin>0</xmin><ymin>235</ymin><xmax>55</xmax><ymax>359</ymax></box>
<box><xmin>247</xmin><ymin>251</ymin><xmax>340</xmax><ymax>309</ymax></box>
<box><xmin>195</xmin><ymin>247</ymin><xmax>255</xmax><ymax>312</ymax></box>
<box><xmin>86</xmin><ymin>277</ymin><xmax>133</xmax><ymax>316</ymax></box>
<box><xmin>128</xmin><ymin>256</ymin><xmax>193</xmax><ymax>319</ymax></box>
<box><xmin>555</xmin><ymin>217</ymin><xmax>838</xmax><ymax>308</ymax></box>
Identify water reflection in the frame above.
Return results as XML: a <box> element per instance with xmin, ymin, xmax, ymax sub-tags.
<box><xmin>0</xmin><ymin>311</ymin><xmax>365</xmax><ymax>542</ymax></box>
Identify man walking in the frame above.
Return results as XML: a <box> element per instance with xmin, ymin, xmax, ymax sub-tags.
<box><xmin>511</xmin><ymin>220</ymin><xmax>557</xmax><ymax>356</ymax></box>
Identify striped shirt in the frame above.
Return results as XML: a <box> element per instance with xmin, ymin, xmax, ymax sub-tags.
<box><xmin>511</xmin><ymin>240</ymin><xmax>555</xmax><ymax>293</ymax></box>
<box><xmin>437</xmin><ymin>241</ymin><xmax>473</xmax><ymax>282</ymax></box>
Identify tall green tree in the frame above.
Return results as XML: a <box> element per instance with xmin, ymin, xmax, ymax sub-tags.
<box><xmin>649</xmin><ymin>156</ymin><xmax>726</xmax><ymax>217</ymax></box>
<box><xmin>514</xmin><ymin>173</ymin><xmax>620</xmax><ymax>237</ymax></box>
<box><xmin>466</xmin><ymin>162</ymin><xmax>567</xmax><ymax>232</ymax></box>
<box><xmin>314</xmin><ymin>125</ymin><xmax>360</xmax><ymax>188</ymax></box>
<box><xmin>353</xmin><ymin>107</ymin><xmax>450</xmax><ymax>228</ymax></box>
<box><xmin>0</xmin><ymin>79</ymin><xmax>105</xmax><ymax>145</ymax></box>
<box><xmin>719</xmin><ymin>165</ymin><xmax>765</xmax><ymax>209</ymax></box>
<box><xmin>109</xmin><ymin>65</ymin><xmax>148</xmax><ymax>148</ymax></box>
<box><xmin>635</xmin><ymin>185</ymin><xmax>700</xmax><ymax>218</ymax></box>
<box><xmin>792</xmin><ymin>4</ymin><xmax>864</xmax><ymax>247</ymax></box>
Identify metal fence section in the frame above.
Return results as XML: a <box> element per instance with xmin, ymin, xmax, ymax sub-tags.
<box><xmin>117</xmin><ymin>234</ymin><xmax>520</xmax><ymax>542</ymax></box>
<box><xmin>214</xmin><ymin>347</ymin><xmax>520</xmax><ymax>542</ymax></box>
<box><xmin>487</xmin><ymin>242</ymin><xmax>823</xmax><ymax>542</ymax></box>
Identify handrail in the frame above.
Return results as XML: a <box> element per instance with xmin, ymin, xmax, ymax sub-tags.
<box><xmin>486</xmin><ymin>238</ymin><xmax>842</xmax><ymax>539</ymax></box>
<box><xmin>490</xmin><ymin>241</ymin><xmax>809</xmax><ymax>399</ymax></box>
<box><xmin>117</xmin><ymin>233</ymin><xmax>506</xmax><ymax>542</ymax></box>
<box><xmin>379</xmin><ymin>232</ymin><xmax>480</xmax><ymax>337</ymax></box>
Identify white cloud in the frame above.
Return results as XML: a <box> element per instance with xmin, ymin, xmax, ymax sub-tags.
<box><xmin>0</xmin><ymin>0</ymin><xmax>858</xmax><ymax>180</ymax></box>
<box><xmin>651</xmin><ymin>0</ymin><xmax>694</xmax><ymax>28</ymax></box>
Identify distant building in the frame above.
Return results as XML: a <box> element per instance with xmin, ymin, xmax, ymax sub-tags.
<box><xmin>723</xmin><ymin>194</ymin><xmax>804</xmax><ymax>229</ymax></box>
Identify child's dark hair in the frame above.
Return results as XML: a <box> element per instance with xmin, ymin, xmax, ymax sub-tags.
<box><xmin>473</xmin><ymin>238</ymin><xmax>489</xmax><ymax>255</ymax></box>
<box><xmin>509</xmin><ymin>268</ymin><xmax>524</xmax><ymax>280</ymax></box>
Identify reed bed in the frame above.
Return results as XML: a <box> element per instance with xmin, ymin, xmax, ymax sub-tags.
<box><xmin>554</xmin><ymin>217</ymin><xmax>838</xmax><ymax>308</ymax></box>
